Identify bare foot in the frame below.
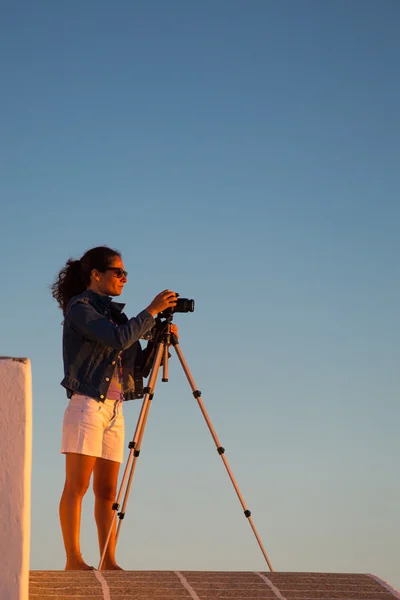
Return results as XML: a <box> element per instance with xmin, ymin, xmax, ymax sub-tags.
<box><xmin>100</xmin><ymin>561</ymin><xmax>124</xmax><ymax>571</ymax></box>
<box><xmin>65</xmin><ymin>557</ymin><xmax>94</xmax><ymax>571</ymax></box>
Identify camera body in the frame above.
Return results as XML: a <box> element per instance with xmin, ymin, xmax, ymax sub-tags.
<box><xmin>159</xmin><ymin>297</ymin><xmax>195</xmax><ymax>319</ymax></box>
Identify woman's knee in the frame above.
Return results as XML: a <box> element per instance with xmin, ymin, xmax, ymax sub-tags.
<box><xmin>63</xmin><ymin>478</ymin><xmax>90</xmax><ymax>498</ymax></box>
<box><xmin>63</xmin><ymin>453</ymin><xmax>96</xmax><ymax>497</ymax></box>
<box><xmin>93</xmin><ymin>482</ymin><xmax>117</xmax><ymax>502</ymax></box>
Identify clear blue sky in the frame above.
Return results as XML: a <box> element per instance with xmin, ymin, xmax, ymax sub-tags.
<box><xmin>1</xmin><ymin>0</ymin><xmax>399</xmax><ymax>589</ymax></box>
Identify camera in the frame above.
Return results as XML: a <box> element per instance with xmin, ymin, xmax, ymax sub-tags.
<box><xmin>159</xmin><ymin>296</ymin><xmax>195</xmax><ymax>318</ymax></box>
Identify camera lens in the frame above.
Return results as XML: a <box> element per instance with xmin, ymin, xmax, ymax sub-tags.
<box><xmin>175</xmin><ymin>298</ymin><xmax>195</xmax><ymax>313</ymax></box>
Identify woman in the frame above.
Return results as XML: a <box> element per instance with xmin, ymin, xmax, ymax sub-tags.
<box><xmin>51</xmin><ymin>245</ymin><xmax>177</xmax><ymax>570</ymax></box>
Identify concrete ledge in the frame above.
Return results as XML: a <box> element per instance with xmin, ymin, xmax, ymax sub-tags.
<box><xmin>29</xmin><ymin>571</ymin><xmax>400</xmax><ymax>600</ymax></box>
<box><xmin>0</xmin><ymin>357</ymin><xmax>32</xmax><ymax>600</ymax></box>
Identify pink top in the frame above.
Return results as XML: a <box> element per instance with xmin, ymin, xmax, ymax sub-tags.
<box><xmin>107</xmin><ymin>316</ymin><xmax>124</xmax><ymax>401</ymax></box>
<box><xmin>107</xmin><ymin>352</ymin><xmax>124</xmax><ymax>400</ymax></box>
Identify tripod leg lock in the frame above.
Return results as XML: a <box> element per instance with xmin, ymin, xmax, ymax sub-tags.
<box><xmin>118</xmin><ymin>512</ymin><xmax>125</xmax><ymax>520</ymax></box>
<box><xmin>193</xmin><ymin>390</ymin><xmax>201</xmax><ymax>398</ymax></box>
<box><xmin>244</xmin><ymin>509</ymin><xmax>251</xmax><ymax>518</ymax></box>
<box><xmin>143</xmin><ymin>386</ymin><xmax>154</xmax><ymax>399</ymax></box>
<box><xmin>128</xmin><ymin>441</ymin><xmax>140</xmax><ymax>456</ymax></box>
<box><xmin>217</xmin><ymin>446</ymin><xmax>225</xmax><ymax>455</ymax></box>
<box><xmin>112</xmin><ymin>502</ymin><xmax>120</xmax><ymax>511</ymax></box>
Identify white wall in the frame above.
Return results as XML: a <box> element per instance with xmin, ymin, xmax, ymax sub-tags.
<box><xmin>0</xmin><ymin>358</ymin><xmax>32</xmax><ymax>600</ymax></box>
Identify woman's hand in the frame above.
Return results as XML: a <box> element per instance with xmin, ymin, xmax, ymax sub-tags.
<box><xmin>146</xmin><ymin>290</ymin><xmax>178</xmax><ymax>317</ymax></box>
<box><xmin>170</xmin><ymin>324</ymin><xmax>179</xmax><ymax>339</ymax></box>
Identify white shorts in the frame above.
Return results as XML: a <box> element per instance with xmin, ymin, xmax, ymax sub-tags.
<box><xmin>61</xmin><ymin>394</ymin><xmax>125</xmax><ymax>463</ymax></box>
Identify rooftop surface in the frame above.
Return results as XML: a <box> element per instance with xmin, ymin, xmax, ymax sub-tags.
<box><xmin>29</xmin><ymin>571</ymin><xmax>400</xmax><ymax>600</ymax></box>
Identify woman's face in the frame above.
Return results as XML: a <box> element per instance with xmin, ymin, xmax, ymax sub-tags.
<box><xmin>90</xmin><ymin>255</ymin><xmax>128</xmax><ymax>297</ymax></box>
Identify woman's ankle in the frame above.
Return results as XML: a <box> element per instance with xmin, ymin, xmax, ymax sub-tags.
<box><xmin>65</xmin><ymin>554</ymin><xmax>93</xmax><ymax>570</ymax></box>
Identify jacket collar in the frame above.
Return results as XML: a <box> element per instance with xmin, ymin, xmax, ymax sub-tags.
<box><xmin>84</xmin><ymin>289</ymin><xmax>126</xmax><ymax>314</ymax></box>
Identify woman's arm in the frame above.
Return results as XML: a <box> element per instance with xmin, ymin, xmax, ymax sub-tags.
<box><xmin>66</xmin><ymin>300</ymin><xmax>155</xmax><ymax>350</ymax></box>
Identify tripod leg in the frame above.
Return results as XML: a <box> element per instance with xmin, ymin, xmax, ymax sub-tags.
<box><xmin>162</xmin><ymin>343</ymin><xmax>169</xmax><ymax>382</ymax></box>
<box><xmin>115</xmin><ymin>354</ymin><xmax>159</xmax><ymax>542</ymax></box>
<box><xmin>171</xmin><ymin>341</ymin><xmax>274</xmax><ymax>572</ymax></box>
<box><xmin>98</xmin><ymin>342</ymin><xmax>165</xmax><ymax>570</ymax></box>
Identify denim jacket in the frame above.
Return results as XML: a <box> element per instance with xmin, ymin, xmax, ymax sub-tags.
<box><xmin>61</xmin><ymin>289</ymin><xmax>155</xmax><ymax>402</ymax></box>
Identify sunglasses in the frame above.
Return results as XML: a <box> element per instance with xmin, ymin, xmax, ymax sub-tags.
<box><xmin>104</xmin><ymin>267</ymin><xmax>128</xmax><ymax>279</ymax></box>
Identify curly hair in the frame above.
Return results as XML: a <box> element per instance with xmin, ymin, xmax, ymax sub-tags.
<box><xmin>51</xmin><ymin>245</ymin><xmax>121</xmax><ymax>315</ymax></box>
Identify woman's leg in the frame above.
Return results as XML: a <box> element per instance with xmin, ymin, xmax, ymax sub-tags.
<box><xmin>93</xmin><ymin>457</ymin><xmax>122</xmax><ymax>570</ymax></box>
<box><xmin>59</xmin><ymin>452</ymin><xmax>97</xmax><ymax>570</ymax></box>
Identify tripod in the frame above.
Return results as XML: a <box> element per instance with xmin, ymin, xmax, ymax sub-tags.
<box><xmin>98</xmin><ymin>316</ymin><xmax>274</xmax><ymax>571</ymax></box>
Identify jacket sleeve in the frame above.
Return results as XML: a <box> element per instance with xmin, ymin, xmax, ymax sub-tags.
<box><xmin>66</xmin><ymin>300</ymin><xmax>155</xmax><ymax>350</ymax></box>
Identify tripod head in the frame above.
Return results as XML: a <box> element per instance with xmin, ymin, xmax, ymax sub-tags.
<box><xmin>141</xmin><ymin>297</ymin><xmax>194</xmax><ymax>378</ymax></box>
<box><xmin>140</xmin><ymin>314</ymin><xmax>176</xmax><ymax>378</ymax></box>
